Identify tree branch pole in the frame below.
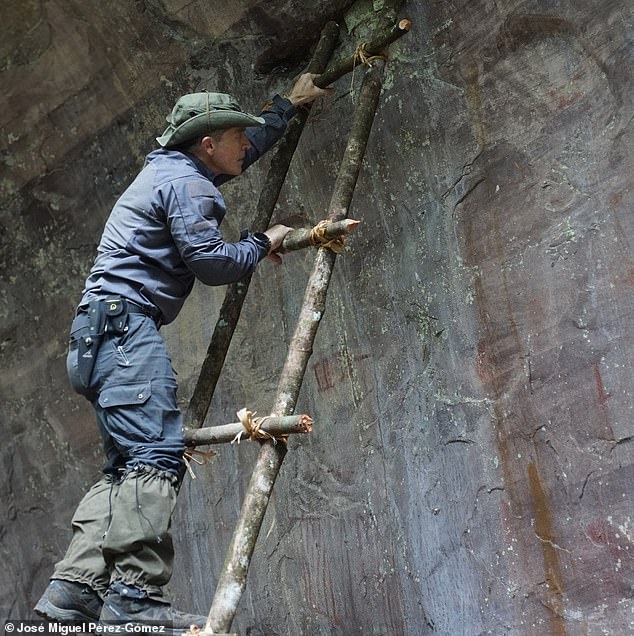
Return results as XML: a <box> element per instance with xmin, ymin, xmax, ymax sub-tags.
<box><xmin>184</xmin><ymin>414</ymin><xmax>313</xmax><ymax>446</ymax></box>
<box><xmin>183</xmin><ymin>22</ymin><xmax>340</xmax><ymax>432</ymax></box>
<box><xmin>206</xmin><ymin>60</ymin><xmax>386</xmax><ymax>634</ymax></box>
<box><xmin>314</xmin><ymin>18</ymin><xmax>410</xmax><ymax>89</ymax></box>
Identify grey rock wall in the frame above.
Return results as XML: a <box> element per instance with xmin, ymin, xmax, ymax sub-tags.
<box><xmin>1</xmin><ymin>1</ymin><xmax>632</xmax><ymax>634</ymax></box>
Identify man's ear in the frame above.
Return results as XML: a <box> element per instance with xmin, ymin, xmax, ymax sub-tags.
<box><xmin>201</xmin><ymin>135</ymin><xmax>216</xmax><ymax>156</ymax></box>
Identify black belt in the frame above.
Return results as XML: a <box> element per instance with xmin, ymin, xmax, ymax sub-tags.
<box><xmin>78</xmin><ymin>299</ymin><xmax>163</xmax><ymax>328</ymax></box>
<box><xmin>127</xmin><ymin>302</ymin><xmax>163</xmax><ymax>328</ymax></box>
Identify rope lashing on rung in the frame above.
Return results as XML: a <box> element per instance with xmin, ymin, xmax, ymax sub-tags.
<box><xmin>309</xmin><ymin>220</ymin><xmax>347</xmax><ymax>253</ymax></box>
<box><xmin>350</xmin><ymin>43</ymin><xmax>388</xmax><ymax>102</ymax></box>
<box><xmin>280</xmin><ymin>219</ymin><xmax>360</xmax><ymax>253</ymax></box>
<box><xmin>353</xmin><ymin>42</ymin><xmax>389</xmax><ymax>67</ymax></box>
<box><xmin>183</xmin><ymin>447</ymin><xmax>216</xmax><ymax>479</ymax></box>
<box><xmin>232</xmin><ymin>407</ymin><xmax>279</xmax><ymax>445</ymax></box>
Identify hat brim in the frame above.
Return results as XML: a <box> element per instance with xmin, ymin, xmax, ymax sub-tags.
<box><xmin>156</xmin><ymin>110</ymin><xmax>266</xmax><ymax>148</ymax></box>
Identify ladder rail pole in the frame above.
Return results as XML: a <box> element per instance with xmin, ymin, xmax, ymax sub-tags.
<box><xmin>274</xmin><ymin>60</ymin><xmax>385</xmax><ymax>416</ymax></box>
<box><xmin>207</xmin><ymin>60</ymin><xmax>386</xmax><ymax>634</ymax></box>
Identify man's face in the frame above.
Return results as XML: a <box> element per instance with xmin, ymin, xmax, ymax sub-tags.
<box><xmin>205</xmin><ymin>127</ymin><xmax>251</xmax><ymax>176</ymax></box>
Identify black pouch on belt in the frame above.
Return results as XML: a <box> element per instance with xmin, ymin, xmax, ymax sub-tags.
<box><xmin>77</xmin><ymin>297</ymin><xmax>129</xmax><ymax>387</ymax></box>
<box><xmin>104</xmin><ymin>297</ymin><xmax>128</xmax><ymax>335</ymax></box>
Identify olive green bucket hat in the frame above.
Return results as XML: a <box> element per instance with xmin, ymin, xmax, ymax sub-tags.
<box><xmin>156</xmin><ymin>92</ymin><xmax>265</xmax><ymax>148</ymax></box>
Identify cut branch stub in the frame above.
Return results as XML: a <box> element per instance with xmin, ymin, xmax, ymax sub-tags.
<box><xmin>184</xmin><ymin>414</ymin><xmax>313</xmax><ymax>446</ymax></box>
<box><xmin>281</xmin><ymin>218</ymin><xmax>361</xmax><ymax>253</ymax></box>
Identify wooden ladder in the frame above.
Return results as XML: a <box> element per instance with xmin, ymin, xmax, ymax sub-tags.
<box><xmin>182</xmin><ymin>19</ymin><xmax>411</xmax><ymax>635</ymax></box>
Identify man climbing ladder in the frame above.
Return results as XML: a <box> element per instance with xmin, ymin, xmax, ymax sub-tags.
<box><xmin>34</xmin><ymin>73</ymin><xmax>331</xmax><ymax>632</ymax></box>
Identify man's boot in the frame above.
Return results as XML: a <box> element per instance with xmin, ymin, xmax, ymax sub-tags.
<box><xmin>45</xmin><ymin>475</ymin><xmax>116</xmax><ymax>605</ymax></box>
<box><xmin>34</xmin><ymin>476</ymin><xmax>114</xmax><ymax>622</ymax></box>
<box><xmin>99</xmin><ymin>467</ymin><xmax>204</xmax><ymax>633</ymax></box>
<box><xmin>34</xmin><ymin>579</ymin><xmax>103</xmax><ymax>623</ymax></box>
<box><xmin>101</xmin><ymin>582</ymin><xmax>206</xmax><ymax>633</ymax></box>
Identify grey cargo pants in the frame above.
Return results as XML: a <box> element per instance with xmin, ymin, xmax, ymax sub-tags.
<box><xmin>54</xmin><ymin>310</ymin><xmax>185</xmax><ymax>600</ymax></box>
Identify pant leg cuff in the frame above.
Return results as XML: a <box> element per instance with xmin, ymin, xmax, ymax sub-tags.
<box><xmin>109</xmin><ymin>578</ymin><xmax>164</xmax><ymax>602</ymax></box>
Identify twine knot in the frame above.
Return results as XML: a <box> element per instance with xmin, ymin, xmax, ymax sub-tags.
<box><xmin>183</xmin><ymin>447</ymin><xmax>216</xmax><ymax>479</ymax></box>
<box><xmin>353</xmin><ymin>42</ymin><xmax>388</xmax><ymax>67</ymax></box>
<box><xmin>309</xmin><ymin>220</ymin><xmax>347</xmax><ymax>253</ymax></box>
<box><xmin>232</xmin><ymin>407</ymin><xmax>277</xmax><ymax>444</ymax></box>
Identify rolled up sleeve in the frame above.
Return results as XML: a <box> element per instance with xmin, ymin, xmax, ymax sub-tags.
<box><xmin>244</xmin><ymin>95</ymin><xmax>297</xmax><ymax>161</ymax></box>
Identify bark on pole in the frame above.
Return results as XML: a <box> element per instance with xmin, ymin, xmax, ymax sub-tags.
<box><xmin>183</xmin><ymin>22</ymin><xmax>340</xmax><ymax>432</ymax></box>
<box><xmin>206</xmin><ymin>60</ymin><xmax>386</xmax><ymax>634</ymax></box>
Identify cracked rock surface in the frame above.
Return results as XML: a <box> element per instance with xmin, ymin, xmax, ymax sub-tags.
<box><xmin>1</xmin><ymin>0</ymin><xmax>633</xmax><ymax>634</ymax></box>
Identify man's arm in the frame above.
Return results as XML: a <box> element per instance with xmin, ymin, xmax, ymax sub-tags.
<box><xmin>240</xmin><ymin>95</ymin><xmax>297</xmax><ymax>172</ymax></box>
<box><xmin>165</xmin><ymin>178</ymin><xmax>270</xmax><ymax>286</ymax></box>
<box><xmin>215</xmin><ymin>73</ymin><xmax>333</xmax><ymax>183</ymax></box>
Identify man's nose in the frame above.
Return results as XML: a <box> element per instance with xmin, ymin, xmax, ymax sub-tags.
<box><xmin>241</xmin><ymin>133</ymin><xmax>251</xmax><ymax>150</ymax></box>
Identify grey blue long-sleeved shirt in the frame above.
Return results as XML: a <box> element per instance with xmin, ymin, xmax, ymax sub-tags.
<box><xmin>81</xmin><ymin>95</ymin><xmax>296</xmax><ymax>325</ymax></box>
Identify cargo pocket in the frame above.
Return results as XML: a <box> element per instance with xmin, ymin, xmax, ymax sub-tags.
<box><xmin>97</xmin><ymin>381</ymin><xmax>159</xmax><ymax>442</ymax></box>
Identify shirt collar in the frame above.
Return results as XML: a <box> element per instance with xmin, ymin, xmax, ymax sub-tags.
<box><xmin>183</xmin><ymin>151</ymin><xmax>219</xmax><ymax>184</ymax></box>
<box><xmin>146</xmin><ymin>148</ymin><xmax>221</xmax><ymax>184</ymax></box>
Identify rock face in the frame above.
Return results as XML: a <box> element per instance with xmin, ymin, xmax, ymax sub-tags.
<box><xmin>1</xmin><ymin>0</ymin><xmax>633</xmax><ymax>634</ymax></box>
